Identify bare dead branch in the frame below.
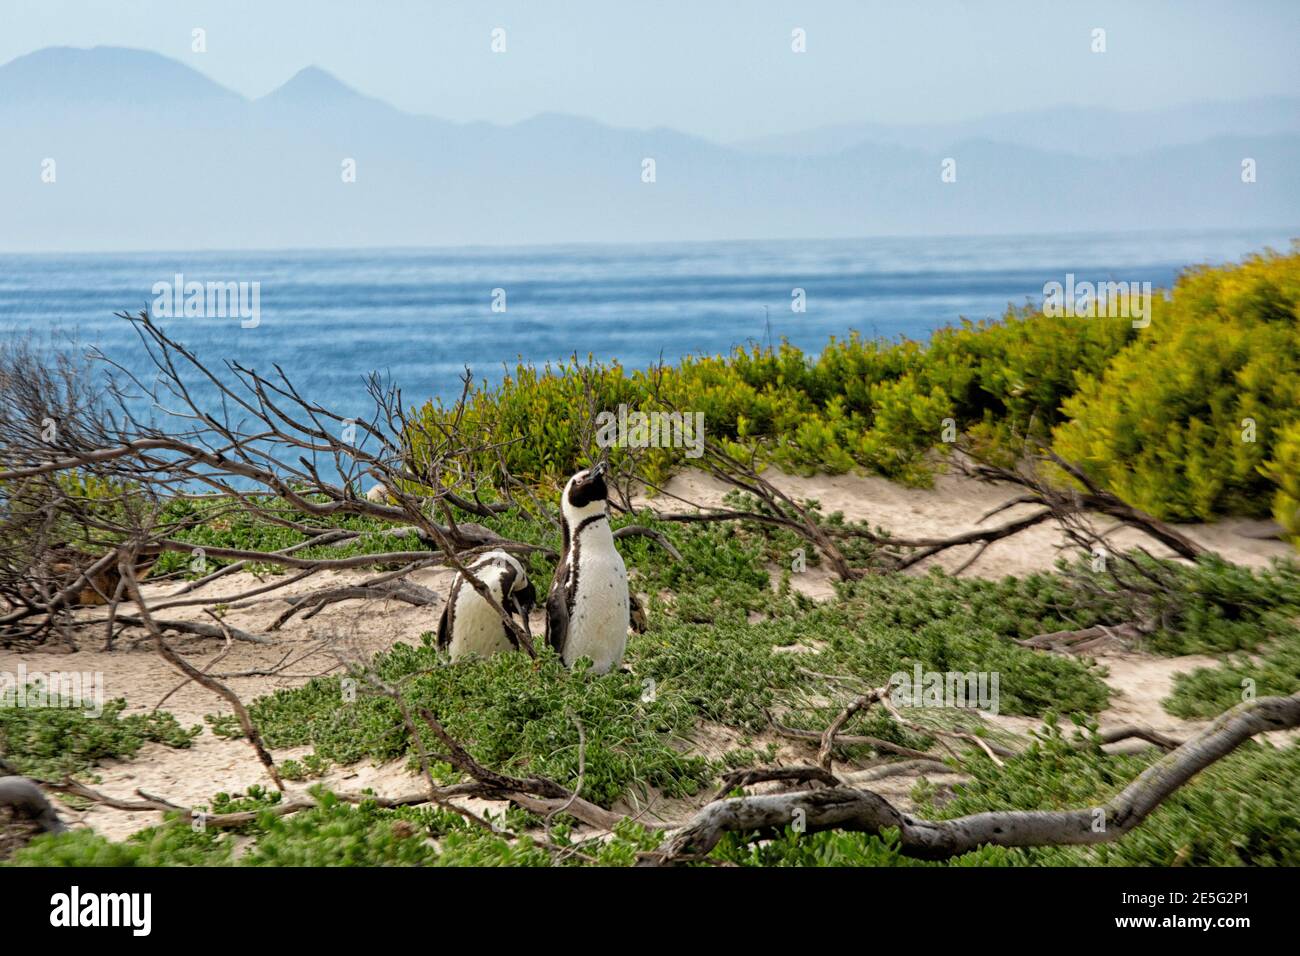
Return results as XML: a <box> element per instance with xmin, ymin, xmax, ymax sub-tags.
<box><xmin>119</xmin><ymin>555</ymin><xmax>284</xmax><ymax>790</ymax></box>
<box><xmin>645</xmin><ymin>691</ymin><xmax>1300</xmax><ymax>864</ymax></box>
<box><xmin>612</xmin><ymin>524</ymin><xmax>683</xmax><ymax>561</ymax></box>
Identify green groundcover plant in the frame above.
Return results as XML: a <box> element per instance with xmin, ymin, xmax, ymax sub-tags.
<box><xmin>8</xmin><ymin>507</ymin><xmax>1297</xmax><ymax>867</ymax></box>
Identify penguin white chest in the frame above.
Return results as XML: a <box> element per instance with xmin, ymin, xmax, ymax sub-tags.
<box><xmin>565</xmin><ymin>543</ymin><xmax>629</xmax><ymax>674</ymax></box>
<box><xmin>447</xmin><ymin>568</ymin><xmax>516</xmax><ymax>661</ymax></box>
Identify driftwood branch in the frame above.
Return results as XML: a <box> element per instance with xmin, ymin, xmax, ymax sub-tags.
<box><xmin>612</xmin><ymin>524</ymin><xmax>683</xmax><ymax>561</ymax></box>
<box><xmin>269</xmin><ymin>576</ymin><xmax>442</xmax><ymax>630</ymax></box>
<box><xmin>768</xmin><ymin>710</ymin><xmax>935</xmax><ymax>761</ymax></box>
<box><xmin>89</xmin><ymin>613</ymin><xmax>273</xmax><ymax>645</ymax></box>
<box><xmin>645</xmin><ymin>691</ymin><xmax>1300</xmax><ymax>864</ymax></box>
<box><xmin>714</xmin><ymin>765</ymin><xmax>840</xmax><ymax>800</ymax></box>
<box><xmin>1017</xmin><ymin>622</ymin><xmax>1145</xmax><ymax>655</ymax></box>
<box><xmin>55</xmin><ymin>777</ymin><xmax>481</xmax><ymax>830</ymax></box>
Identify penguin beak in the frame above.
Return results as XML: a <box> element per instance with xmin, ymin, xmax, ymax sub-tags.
<box><xmin>568</xmin><ymin>461</ymin><xmax>610</xmax><ymax>509</ymax></box>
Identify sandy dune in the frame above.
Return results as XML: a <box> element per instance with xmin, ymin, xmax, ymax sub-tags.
<box><xmin>645</xmin><ymin>466</ymin><xmax>1293</xmax><ymax>578</ymax></box>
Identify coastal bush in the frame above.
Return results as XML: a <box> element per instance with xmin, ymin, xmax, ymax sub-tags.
<box><xmin>403</xmin><ymin>248</ymin><xmax>1299</xmax><ymax>532</ymax></box>
<box><xmin>1053</xmin><ymin>248</ymin><xmax>1300</xmax><ymax>521</ymax></box>
<box><xmin>406</xmin><ymin>307</ymin><xmax>1134</xmax><ymax>489</ymax></box>
<box><xmin>1263</xmin><ymin>419</ymin><xmax>1300</xmax><ymax>544</ymax></box>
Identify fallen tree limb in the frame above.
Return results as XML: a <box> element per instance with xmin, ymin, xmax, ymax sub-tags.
<box><xmin>767</xmin><ymin>711</ymin><xmax>934</xmax><ymax>760</ymax></box>
<box><xmin>644</xmin><ymin>691</ymin><xmax>1300</xmax><ymax>864</ymax></box>
<box><xmin>714</xmin><ymin>765</ymin><xmax>841</xmax><ymax>800</ymax></box>
<box><xmin>819</xmin><ymin>689</ymin><xmax>887</xmax><ymax>771</ymax></box>
<box><xmin>504</xmin><ymin>791</ymin><xmax>628</xmax><ymax>831</ymax></box>
<box><xmin>877</xmin><ymin>695</ymin><xmax>1014</xmax><ymax>765</ymax></box>
<box><xmin>1017</xmin><ymin>622</ymin><xmax>1145</xmax><ymax>653</ymax></box>
<box><xmin>52</xmin><ymin>779</ymin><xmax>180</xmax><ymax>813</ymax></box>
<box><xmin>269</xmin><ymin>577</ymin><xmax>442</xmax><ymax>630</ymax></box>
<box><xmin>840</xmin><ymin>758</ymin><xmax>957</xmax><ymax>785</ymax></box>
<box><xmin>89</xmin><ymin>613</ymin><xmax>273</xmax><ymax>645</ymax></box>
<box><xmin>1094</xmin><ymin>725</ymin><xmax>1185</xmax><ymax>752</ymax></box>
<box><xmin>152</xmin><ymin>621</ymin><xmax>235</xmax><ymax>711</ymax></box>
<box><xmin>612</xmin><ymin>525</ymin><xmax>683</xmax><ymax>561</ymax></box>
<box><xmin>62</xmin><ymin>772</ymin><xmax>629</xmax><ymax>835</ymax></box>
<box><xmin>167</xmin><ymin>530</ymin><xmax>354</xmax><ymax>596</ymax></box>
<box><xmin>962</xmin><ymin>449</ymin><xmax>1208</xmax><ymax>563</ymax></box>
<box><xmin>887</xmin><ymin>508</ymin><xmax>1055</xmax><ymax>571</ymax></box>
<box><xmin>148</xmin><ymin>568</ymin><xmax>319</xmax><ymax>613</ymax></box>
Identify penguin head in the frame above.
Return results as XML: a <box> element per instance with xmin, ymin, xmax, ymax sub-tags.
<box><xmin>513</xmin><ymin>578</ymin><xmax>538</xmax><ymax>616</ymax></box>
<box><xmin>474</xmin><ymin>550</ymin><xmax>534</xmax><ymax>615</ymax></box>
<box><xmin>562</xmin><ymin>461</ymin><xmax>609</xmax><ymax>525</ymax></box>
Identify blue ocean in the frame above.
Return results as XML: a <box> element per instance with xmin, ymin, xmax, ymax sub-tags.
<box><xmin>1</xmin><ymin>230</ymin><xmax>1294</xmax><ymax>421</ymax></box>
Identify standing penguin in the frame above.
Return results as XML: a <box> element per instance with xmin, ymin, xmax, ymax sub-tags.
<box><xmin>437</xmin><ymin>550</ymin><xmax>536</xmax><ymax>661</ymax></box>
<box><xmin>546</xmin><ymin>462</ymin><xmax>630</xmax><ymax>674</ymax></box>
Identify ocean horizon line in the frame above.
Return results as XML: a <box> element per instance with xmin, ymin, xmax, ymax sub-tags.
<box><xmin>2</xmin><ymin>225</ymin><xmax>1297</xmax><ymax>260</ymax></box>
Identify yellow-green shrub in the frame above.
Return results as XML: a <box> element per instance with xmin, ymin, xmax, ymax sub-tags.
<box><xmin>1053</xmin><ymin>248</ymin><xmax>1300</xmax><ymax>520</ymax></box>
<box><xmin>1264</xmin><ymin>419</ymin><xmax>1300</xmax><ymax>543</ymax></box>
<box><xmin>406</xmin><ymin>303</ymin><xmax>1135</xmax><ymax>490</ymax></box>
<box><xmin>404</xmin><ymin>247</ymin><xmax>1297</xmax><ymax>523</ymax></box>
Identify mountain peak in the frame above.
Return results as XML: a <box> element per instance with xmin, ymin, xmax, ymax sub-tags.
<box><xmin>0</xmin><ymin>45</ymin><xmax>244</xmax><ymax>106</ymax></box>
<box><xmin>259</xmin><ymin>65</ymin><xmax>388</xmax><ymax>111</ymax></box>
<box><xmin>268</xmin><ymin>66</ymin><xmax>354</xmax><ymax>98</ymax></box>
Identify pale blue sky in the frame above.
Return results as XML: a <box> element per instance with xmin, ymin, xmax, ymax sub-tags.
<box><xmin>2</xmin><ymin>0</ymin><xmax>1297</xmax><ymax>141</ymax></box>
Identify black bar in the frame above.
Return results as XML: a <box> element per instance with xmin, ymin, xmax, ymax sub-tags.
<box><xmin>1</xmin><ymin>865</ymin><xmax>1282</xmax><ymax>942</ymax></box>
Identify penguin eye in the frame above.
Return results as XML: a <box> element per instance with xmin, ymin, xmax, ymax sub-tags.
<box><xmin>567</xmin><ymin>474</ymin><xmax>587</xmax><ymax>505</ymax></box>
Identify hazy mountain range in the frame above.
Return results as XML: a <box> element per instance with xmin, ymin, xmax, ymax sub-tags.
<box><xmin>1</xmin><ymin>46</ymin><xmax>1296</xmax><ymax>252</ymax></box>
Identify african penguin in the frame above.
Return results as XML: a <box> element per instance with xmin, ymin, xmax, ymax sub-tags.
<box><xmin>437</xmin><ymin>550</ymin><xmax>536</xmax><ymax>661</ymax></box>
<box><xmin>545</xmin><ymin>462</ymin><xmax>631</xmax><ymax>674</ymax></box>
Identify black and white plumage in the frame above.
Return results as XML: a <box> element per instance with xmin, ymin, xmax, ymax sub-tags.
<box><xmin>437</xmin><ymin>550</ymin><xmax>536</xmax><ymax>661</ymax></box>
<box><xmin>545</xmin><ymin>462</ymin><xmax>631</xmax><ymax>674</ymax></box>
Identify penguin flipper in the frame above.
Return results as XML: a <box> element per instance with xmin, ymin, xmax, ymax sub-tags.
<box><xmin>436</xmin><ymin>580</ymin><xmax>457</xmax><ymax>651</ymax></box>
<box><xmin>545</xmin><ymin>586</ymin><xmax>569</xmax><ymax>657</ymax></box>
<box><xmin>628</xmin><ymin>590</ymin><xmax>648</xmax><ymax>634</ymax></box>
<box><xmin>545</xmin><ymin>555</ymin><xmax>571</xmax><ymax>658</ymax></box>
